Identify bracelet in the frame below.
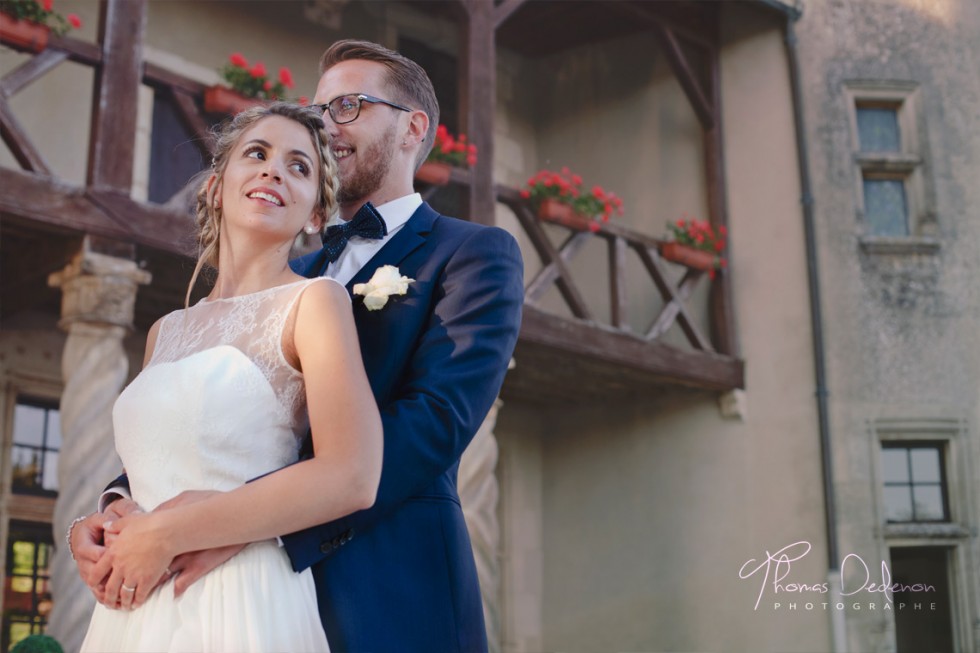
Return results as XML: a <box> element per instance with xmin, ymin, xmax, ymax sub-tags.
<box><xmin>66</xmin><ymin>515</ymin><xmax>89</xmax><ymax>561</ymax></box>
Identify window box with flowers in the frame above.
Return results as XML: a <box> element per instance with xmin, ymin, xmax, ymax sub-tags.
<box><xmin>416</xmin><ymin>124</ymin><xmax>477</xmax><ymax>186</ymax></box>
<box><xmin>204</xmin><ymin>52</ymin><xmax>295</xmax><ymax>115</ymax></box>
<box><xmin>0</xmin><ymin>0</ymin><xmax>81</xmax><ymax>53</ymax></box>
<box><xmin>521</xmin><ymin>168</ymin><xmax>624</xmax><ymax>232</ymax></box>
<box><xmin>661</xmin><ymin>216</ymin><xmax>727</xmax><ymax>277</ymax></box>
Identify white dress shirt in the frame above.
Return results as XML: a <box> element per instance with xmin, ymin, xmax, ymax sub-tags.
<box><xmin>325</xmin><ymin>193</ymin><xmax>422</xmax><ymax>285</ymax></box>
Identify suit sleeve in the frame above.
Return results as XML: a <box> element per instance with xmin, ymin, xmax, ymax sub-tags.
<box><xmin>280</xmin><ymin>226</ymin><xmax>524</xmax><ymax>572</ymax></box>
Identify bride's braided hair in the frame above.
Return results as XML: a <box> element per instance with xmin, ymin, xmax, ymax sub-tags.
<box><xmin>187</xmin><ymin>102</ymin><xmax>338</xmax><ymax>305</ymax></box>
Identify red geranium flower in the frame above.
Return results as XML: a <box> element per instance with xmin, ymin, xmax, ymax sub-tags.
<box><xmin>424</xmin><ymin>124</ymin><xmax>478</xmax><ymax>169</ymax></box>
<box><xmin>67</xmin><ymin>13</ymin><xmax>81</xmax><ymax>28</ymax></box>
<box><xmin>229</xmin><ymin>52</ymin><xmax>248</xmax><ymax>68</ymax></box>
<box><xmin>521</xmin><ymin>167</ymin><xmax>625</xmax><ymax>230</ymax></box>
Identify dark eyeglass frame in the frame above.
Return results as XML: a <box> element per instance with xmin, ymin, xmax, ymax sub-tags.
<box><xmin>313</xmin><ymin>94</ymin><xmax>412</xmax><ymax>125</ymax></box>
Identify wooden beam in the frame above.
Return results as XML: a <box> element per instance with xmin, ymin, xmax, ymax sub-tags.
<box><xmin>0</xmin><ymin>95</ymin><xmax>51</xmax><ymax>174</ymax></box>
<box><xmin>516</xmin><ymin>306</ymin><xmax>744</xmax><ymax>393</ymax></box>
<box><xmin>459</xmin><ymin>0</ymin><xmax>495</xmax><ymax>225</ymax></box>
<box><xmin>646</xmin><ymin>267</ymin><xmax>704</xmax><ymax>343</ymax></box>
<box><xmin>635</xmin><ymin>244</ymin><xmax>712</xmax><ymax>351</ymax></box>
<box><xmin>608</xmin><ymin>235</ymin><xmax>629</xmax><ymax>329</ymax></box>
<box><xmin>652</xmin><ymin>22</ymin><xmax>714</xmax><ymax>130</ymax></box>
<box><xmin>0</xmin><ymin>169</ymin><xmax>196</xmax><ymax>256</ymax></box>
<box><xmin>46</xmin><ymin>33</ymin><xmax>103</xmax><ymax>66</ymax></box>
<box><xmin>499</xmin><ymin>194</ymin><xmax>593</xmax><ymax>321</ymax></box>
<box><xmin>87</xmin><ymin>0</ymin><xmax>147</xmax><ymax>192</ymax></box>
<box><xmin>524</xmin><ymin>231</ymin><xmax>591</xmax><ymax>303</ymax></box>
<box><xmin>703</xmin><ymin>27</ymin><xmax>738</xmax><ymax>357</ymax></box>
<box><xmin>1</xmin><ymin>49</ymin><xmax>69</xmax><ymax>98</ymax></box>
<box><xmin>494</xmin><ymin>0</ymin><xmax>526</xmax><ymax>28</ymax></box>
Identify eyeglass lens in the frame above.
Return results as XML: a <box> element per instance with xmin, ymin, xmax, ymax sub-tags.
<box><xmin>330</xmin><ymin>95</ymin><xmax>361</xmax><ymax>123</ymax></box>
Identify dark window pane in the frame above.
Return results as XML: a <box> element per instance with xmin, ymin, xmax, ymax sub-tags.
<box><xmin>857</xmin><ymin>107</ymin><xmax>901</xmax><ymax>151</ymax></box>
<box><xmin>881</xmin><ymin>448</ymin><xmax>909</xmax><ymax>483</ymax></box>
<box><xmin>12</xmin><ymin>405</ymin><xmax>45</xmax><ymax>447</ymax></box>
<box><xmin>864</xmin><ymin>179</ymin><xmax>908</xmax><ymax>236</ymax></box>
<box><xmin>910</xmin><ymin>448</ymin><xmax>941</xmax><ymax>483</ymax></box>
<box><xmin>891</xmin><ymin>547</ymin><xmax>955</xmax><ymax>653</ymax></box>
<box><xmin>912</xmin><ymin>485</ymin><xmax>945</xmax><ymax>520</ymax></box>
<box><xmin>148</xmin><ymin>90</ymin><xmax>209</xmax><ymax>204</ymax></box>
<box><xmin>883</xmin><ymin>486</ymin><xmax>913</xmax><ymax>521</ymax></box>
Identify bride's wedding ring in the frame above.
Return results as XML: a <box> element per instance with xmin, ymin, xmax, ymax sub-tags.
<box><xmin>121</xmin><ymin>584</ymin><xmax>136</xmax><ymax>593</ymax></box>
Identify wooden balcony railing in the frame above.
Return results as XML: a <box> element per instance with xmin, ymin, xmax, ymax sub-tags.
<box><xmin>1</xmin><ymin>10</ymin><xmax>743</xmax><ymax>399</ymax></box>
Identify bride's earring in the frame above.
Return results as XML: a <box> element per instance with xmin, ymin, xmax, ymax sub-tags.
<box><xmin>304</xmin><ymin>223</ymin><xmax>319</xmax><ymax>235</ymax></box>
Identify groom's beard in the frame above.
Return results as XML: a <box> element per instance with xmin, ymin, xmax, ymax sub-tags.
<box><xmin>337</xmin><ymin>122</ymin><xmax>397</xmax><ymax>205</ymax></box>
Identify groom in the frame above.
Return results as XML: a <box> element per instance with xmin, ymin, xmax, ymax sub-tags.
<box><xmin>73</xmin><ymin>40</ymin><xmax>523</xmax><ymax>652</ymax></box>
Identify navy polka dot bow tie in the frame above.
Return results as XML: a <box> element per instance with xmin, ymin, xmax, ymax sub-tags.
<box><xmin>321</xmin><ymin>202</ymin><xmax>388</xmax><ymax>263</ymax></box>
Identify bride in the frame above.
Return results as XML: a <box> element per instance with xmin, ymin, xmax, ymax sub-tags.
<box><xmin>79</xmin><ymin>102</ymin><xmax>381</xmax><ymax>652</ymax></box>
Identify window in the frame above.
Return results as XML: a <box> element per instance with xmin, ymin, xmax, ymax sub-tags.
<box><xmin>1</xmin><ymin>522</ymin><xmax>54</xmax><ymax>652</ymax></box>
<box><xmin>880</xmin><ymin>443</ymin><xmax>949</xmax><ymax>522</ymax></box>
<box><xmin>10</xmin><ymin>398</ymin><xmax>60</xmax><ymax>497</ymax></box>
<box><xmin>845</xmin><ymin>83</ymin><xmax>931</xmax><ymax>242</ymax></box>
<box><xmin>147</xmin><ymin>89</ymin><xmax>211</xmax><ymax>205</ymax></box>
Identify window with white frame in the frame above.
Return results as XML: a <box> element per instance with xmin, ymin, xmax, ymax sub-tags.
<box><xmin>846</xmin><ymin>83</ymin><xmax>929</xmax><ymax>239</ymax></box>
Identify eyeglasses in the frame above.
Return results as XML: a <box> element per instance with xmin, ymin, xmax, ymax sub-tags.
<box><xmin>313</xmin><ymin>94</ymin><xmax>412</xmax><ymax>125</ymax></box>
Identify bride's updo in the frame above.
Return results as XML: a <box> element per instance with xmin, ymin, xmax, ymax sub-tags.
<box><xmin>187</xmin><ymin>102</ymin><xmax>338</xmax><ymax>304</ymax></box>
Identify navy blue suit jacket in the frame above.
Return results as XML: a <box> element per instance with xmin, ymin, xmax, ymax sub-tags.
<box><xmin>285</xmin><ymin>202</ymin><xmax>523</xmax><ymax>652</ymax></box>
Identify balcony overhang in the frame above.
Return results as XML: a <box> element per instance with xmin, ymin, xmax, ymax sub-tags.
<box><xmin>502</xmin><ymin>306</ymin><xmax>744</xmax><ymax>404</ymax></box>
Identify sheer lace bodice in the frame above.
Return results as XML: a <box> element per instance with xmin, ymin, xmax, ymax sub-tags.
<box><xmin>112</xmin><ymin>277</ymin><xmax>337</xmax><ymax>511</ymax></box>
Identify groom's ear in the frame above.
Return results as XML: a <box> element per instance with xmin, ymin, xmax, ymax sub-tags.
<box><xmin>405</xmin><ymin>109</ymin><xmax>429</xmax><ymax>149</ymax></box>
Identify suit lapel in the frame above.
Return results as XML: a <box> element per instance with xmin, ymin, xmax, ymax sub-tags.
<box><xmin>346</xmin><ymin>202</ymin><xmax>438</xmax><ymax>292</ymax></box>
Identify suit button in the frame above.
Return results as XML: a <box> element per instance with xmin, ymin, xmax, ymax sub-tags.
<box><xmin>320</xmin><ymin>542</ymin><xmax>332</xmax><ymax>554</ymax></box>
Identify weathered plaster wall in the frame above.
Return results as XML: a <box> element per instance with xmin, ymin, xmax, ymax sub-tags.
<box><xmin>797</xmin><ymin>0</ymin><xmax>980</xmax><ymax>650</ymax></box>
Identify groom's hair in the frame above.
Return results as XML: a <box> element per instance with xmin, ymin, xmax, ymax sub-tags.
<box><xmin>320</xmin><ymin>39</ymin><xmax>439</xmax><ymax>169</ymax></box>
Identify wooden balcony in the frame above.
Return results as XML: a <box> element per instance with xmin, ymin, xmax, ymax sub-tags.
<box><xmin>1</xmin><ymin>0</ymin><xmax>746</xmax><ymax>402</ymax></box>
<box><xmin>417</xmin><ymin>174</ymin><xmax>744</xmax><ymax>403</ymax></box>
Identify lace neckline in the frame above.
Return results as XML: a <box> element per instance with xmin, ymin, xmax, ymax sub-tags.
<box><xmin>198</xmin><ymin>277</ymin><xmax>314</xmax><ymax>305</ymax></box>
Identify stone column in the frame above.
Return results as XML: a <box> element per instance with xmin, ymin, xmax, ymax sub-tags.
<box><xmin>460</xmin><ymin>399</ymin><xmax>502</xmax><ymax>653</ymax></box>
<box><xmin>44</xmin><ymin>237</ymin><xmax>150</xmax><ymax>652</ymax></box>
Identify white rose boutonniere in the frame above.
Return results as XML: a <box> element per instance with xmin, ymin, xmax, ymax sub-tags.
<box><xmin>352</xmin><ymin>265</ymin><xmax>415</xmax><ymax>311</ymax></box>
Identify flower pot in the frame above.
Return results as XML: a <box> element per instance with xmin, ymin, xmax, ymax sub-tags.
<box><xmin>203</xmin><ymin>85</ymin><xmax>266</xmax><ymax>115</ymax></box>
<box><xmin>414</xmin><ymin>161</ymin><xmax>452</xmax><ymax>186</ymax></box>
<box><xmin>659</xmin><ymin>242</ymin><xmax>718</xmax><ymax>272</ymax></box>
<box><xmin>536</xmin><ymin>198</ymin><xmax>598</xmax><ymax>232</ymax></box>
<box><xmin>0</xmin><ymin>13</ymin><xmax>50</xmax><ymax>53</ymax></box>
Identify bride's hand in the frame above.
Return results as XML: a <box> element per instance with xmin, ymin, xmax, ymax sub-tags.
<box><xmin>97</xmin><ymin>512</ymin><xmax>177</xmax><ymax>610</ymax></box>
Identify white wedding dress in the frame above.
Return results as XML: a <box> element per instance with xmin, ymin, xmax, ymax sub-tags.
<box><xmin>80</xmin><ymin>277</ymin><xmax>336</xmax><ymax>653</ymax></box>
